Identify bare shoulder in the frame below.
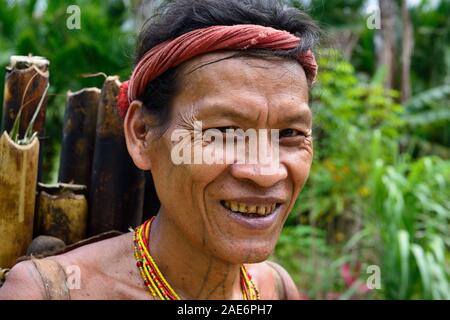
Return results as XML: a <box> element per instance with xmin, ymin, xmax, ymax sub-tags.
<box><xmin>248</xmin><ymin>261</ymin><xmax>300</xmax><ymax>300</ymax></box>
<box><xmin>49</xmin><ymin>232</ymin><xmax>133</xmax><ymax>269</ymax></box>
<box><xmin>0</xmin><ymin>260</ymin><xmax>46</xmax><ymax>299</ymax></box>
<box><xmin>0</xmin><ymin>232</ymin><xmax>144</xmax><ymax>300</ymax></box>
<box><xmin>49</xmin><ymin>232</ymin><xmax>144</xmax><ymax>299</ymax></box>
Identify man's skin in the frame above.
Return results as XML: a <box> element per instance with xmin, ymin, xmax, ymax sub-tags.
<box><xmin>0</xmin><ymin>234</ymin><xmax>298</xmax><ymax>299</ymax></box>
<box><xmin>0</xmin><ymin>52</ymin><xmax>313</xmax><ymax>300</ymax></box>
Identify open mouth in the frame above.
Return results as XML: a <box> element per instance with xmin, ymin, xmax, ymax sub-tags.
<box><xmin>220</xmin><ymin>200</ymin><xmax>280</xmax><ymax>218</ymax></box>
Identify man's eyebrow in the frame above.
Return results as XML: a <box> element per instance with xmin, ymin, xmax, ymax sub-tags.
<box><xmin>279</xmin><ymin>108</ymin><xmax>312</xmax><ymax>126</ymax></box>
<box><xmin>193</xmin><ymin>103</ymin><xmax>312</xmax><ymax>125</ymax></box>
<box><xmin>194</xmin><ymin>104</ymin><xmax>260</xmax><ymax>122</ymax></box>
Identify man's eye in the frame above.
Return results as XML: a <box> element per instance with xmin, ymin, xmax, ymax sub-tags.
<box><xmin>212</xmin><ymin>126</ymin><xmax>240</xmax><ymax>133</ymax></box>
<box><xmin>280</xmin><ymin>129</ymin><xmax>306</xmax><ymax>138</ymax></box>
<box><xmin>222</xmin><ymin>126</ymin><xmax>241</xmax><ymax>133</ymax></box>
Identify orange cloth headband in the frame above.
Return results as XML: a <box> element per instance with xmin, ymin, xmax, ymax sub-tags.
<box><xmin>118</xmin><ymin>24</ymin><xmax>318</xmax><ymax>118</ymax></box>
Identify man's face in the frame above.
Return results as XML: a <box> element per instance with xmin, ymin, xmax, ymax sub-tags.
<box><xmin>148</xmin><ymin>52</ymin><xmax>313</xmax><ymax>263</ymax></box>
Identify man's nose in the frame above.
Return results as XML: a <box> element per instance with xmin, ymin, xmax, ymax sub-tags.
<box><xmin>230</xmin><ymin>162</ymin><xmax>288</xmax><ymax>188</ymax></box>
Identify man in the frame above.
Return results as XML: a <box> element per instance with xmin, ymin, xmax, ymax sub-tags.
<box><xmin>0</xmin><ymin>0</ymin><xmax>319</xmax><ymax>300</ymax></box>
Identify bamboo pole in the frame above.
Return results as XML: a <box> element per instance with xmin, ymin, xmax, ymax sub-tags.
<box><xmin>58</xmin><ymin>88</ymin><xmax>100</xmax><ymax>189</ymax></box>
<box><xmin>88</xmin><ymin>76</ymin><xmax>145</xmax><ymax>236</ymax></box>
<box><xmin>1</xmin><ymin>55</ymin><xmax>49</xmax><ymax>181</ymax></box>
<box><xmin>35</xmin><ymin>183</ymin><xmax>88</xmax><ymax>245</ymax></box>
<box><xmin>0</xmin><ymin>132</ymin><xmax>39</xmax><ymax>268</ymax></box>
<box><xmin>0</xmin><ymin>268</ymin><xmax>9</xmax><ymax>288</ymax></box>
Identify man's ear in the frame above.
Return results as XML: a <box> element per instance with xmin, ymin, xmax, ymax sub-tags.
<box><xmin>124</xmin><ymin>100</ymin><xmax>153</xmax><ymax>171</ymax></box>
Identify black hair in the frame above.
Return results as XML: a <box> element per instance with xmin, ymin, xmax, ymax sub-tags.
<box><xmin>135</xmin><ymin>0</ymin><xmax>320</xmax><ymax>127</ymax></box>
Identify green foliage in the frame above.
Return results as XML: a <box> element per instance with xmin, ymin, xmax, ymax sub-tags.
<box><xmin>0</xmin><ymin>0</ymin><xmax>448</xmax><ymax>300</ymax></box>
<box><xmin>406</xmin><ymin>85</ymin><xmax>450</xmax><ymax>111</ymax></box>
<box><xmin>292</xmin><ymin>0</ymin><xmax>366</xmax><ymax>30</ymax></box>
<box><xmin>10</xmin><ymin>82</ymin><xmax>50</xmax><ymax>145</ymax></box>
<box><xmin>0</xmin><ymin>0</ymin><xmax>135</xmax><ymax>181</ymax></box>
<box><xmin>296</xmin><ymin>0</ymin><xmax>450</xmax><ymax>152</ymax></box>
<box><xmin>404</xmin><ymin>84</ymin><xmax>450</xmax><ymax>150</ymax></box>
<box><xmin>370</xmin><ymin>156</ymin><xmax>450</xmax><ymax>299</ymax></box>
<box><xmin>297</xmin><ymin>50</ymin><xmax>404</xmax><ymax>224</ymax></box>
<box><xmin>274</xmin><ymin>51</ymin><xmax>450</xmax><ymax>300</ymax></box>
<box><xmin>274</xmin><ymin>225</ymin><xmax>343</xmax><ymax>299</ymax></box>
<box><xmin>410</xmin><ymin>0</ymin><xmax>450</xmax><ymax>91</ymax></box>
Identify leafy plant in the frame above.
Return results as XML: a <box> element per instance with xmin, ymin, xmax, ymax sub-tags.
<box><xmin>368</xmin><ymin>156</ymin><xmax>450</xmax><ymax>299</ymax></box>
<box><xmin>9</xmin><ymin>82</ymin><xmax>49</xmax><ymax>145</ymax></box>
<box><xmin>275</xmin><ymin>51</ymin><xmax>449</xmax><ymax>300</ymax></box>
<box><xmin>0</xmin><ymin>0</ymin><xmax>134</xmax><ymax>180</ymax></box>
<box><xmin>403</xmin><ymin>84</ymin><xmax>450</xmax><ymax>151</ymax></box>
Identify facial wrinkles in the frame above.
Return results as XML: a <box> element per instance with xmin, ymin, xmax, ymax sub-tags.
<box><xmin>166</xmin><ymin>106</ymin><xmax>227</xmax><ymax>251</ymax></box>
<box><xmin>158</xmin><ymin>53</ymin><xmax>312</xmax><ymax>258</ymax></box>
<box><xmin>202</xmin><ymin>66</ymin><xmax>301</xmax><ymax>172</ymax></box>
<box><xmin>242</xmin><ymin>65</ymin><xmax>308</xmax><ymax>131</ymax></box>
<box><xmin>173</xmin><ymin>104</ymin><xmax>199</xmax><ymax>131</ymax></box>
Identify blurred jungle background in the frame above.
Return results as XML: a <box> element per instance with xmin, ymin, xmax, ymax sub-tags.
<box><xmin>0</xmin><ymin>0</ymin><xmax>448</xmax><ymax>299</ymax></box>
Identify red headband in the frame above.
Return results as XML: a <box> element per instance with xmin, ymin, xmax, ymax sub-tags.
<box><xmin>118</xmin><ymin>24</ymin><xmax>318</xmax><ymax>118</ymax></box>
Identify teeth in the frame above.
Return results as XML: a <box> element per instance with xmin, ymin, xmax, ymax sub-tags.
<box><xmin>230</xmin><ymin>201</ymin><xmax>238</xmax><ymax>212</ymax></box>
<box><xmin>223</xmin><ymin>201</ymin><xmax>277</xmax><ymax>216</ymax></box>
<box><xmin>257</xmin><ymin>206</ymin><xmax>266</xmax><ymax>215</ymax></box>
<box><xmin>239</xmin><ymin>203</ymin><xmax>247</xmax><ymax>213</ymax></box>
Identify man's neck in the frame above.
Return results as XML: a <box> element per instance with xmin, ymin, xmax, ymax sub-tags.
<box><xmin>148</xmin><ymin>212</ymin><xmax>243</xmax><ymax>300</ymax></box>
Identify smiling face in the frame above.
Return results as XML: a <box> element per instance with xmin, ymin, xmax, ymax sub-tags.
<box><xmin>127</xmin><ymin>52</ymin><xmax>313</xmax><ymax>264</ymax></box>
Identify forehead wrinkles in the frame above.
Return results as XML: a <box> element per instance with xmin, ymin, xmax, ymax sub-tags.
<box><xmin>168</xmin><ymin>53</ymin><xmax>310</xmax><ymax>126</ymax></box>
<box><xmin>176</xmin><ymin>53</ymin><xmax>308</xmax><ymax>97</ymax></box>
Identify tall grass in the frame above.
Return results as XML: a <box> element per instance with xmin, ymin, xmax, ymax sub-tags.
<box><xmin>369</xmin><ymin>156</ymin><xmax>450</xmax><ymax>299</ymax></box>
<box><xmin>273</xmin><ymin>50</ymin><xmax>450</xmax><ymax>300</ymax></box>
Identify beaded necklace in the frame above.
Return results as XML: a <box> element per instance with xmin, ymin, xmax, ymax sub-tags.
<box><xmin>133</xmin><ymin>217</ymin><xmax>260</xmax><ymax>300</ymax></box>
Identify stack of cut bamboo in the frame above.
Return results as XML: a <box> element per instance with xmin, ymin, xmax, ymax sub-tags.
<box><xmin>0</xmin><ymin>55</ymin><xmax>151</xmax><ymax>270</ymax></box>
<box><xmin>0</xmin><ymin>55</ymin><xmax>47</xmax><ymax>269</ymax></box>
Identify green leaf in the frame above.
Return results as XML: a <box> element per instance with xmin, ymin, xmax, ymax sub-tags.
<box><xmin>398</xmin><ymin>230</ymin><xmax>410</xmax><ymax>299</ymax></box>
<box><xmin>411</xmin><ymin>244</ymin><xmax>432</xmax><ymax>299</ymax></box>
